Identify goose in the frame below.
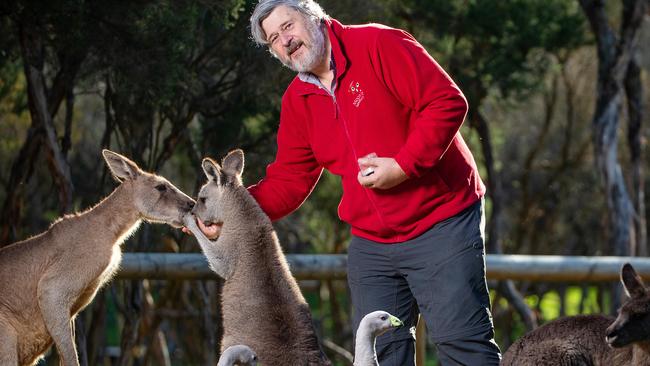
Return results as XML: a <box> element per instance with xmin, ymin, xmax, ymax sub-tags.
<box><xmin>217</xmin><ymin>344</ymin><xmax>258</xmax><ymax>366</ymax></box>
<box><xmin>354</xmin><ymin>311</ymin><xmax>404</xmax><ymax>366</ymax></box>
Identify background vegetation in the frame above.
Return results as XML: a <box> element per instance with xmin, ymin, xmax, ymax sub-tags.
<box><xmin>0</xmin><ymin>0</ymin><xmax>649</xmax><ymax>364</ymax></box>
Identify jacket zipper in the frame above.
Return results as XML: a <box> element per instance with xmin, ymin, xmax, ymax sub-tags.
<box><xmin>330</xmin><ymin>92</ymin><xmax>390</xmax><ymax>235</ymax></box>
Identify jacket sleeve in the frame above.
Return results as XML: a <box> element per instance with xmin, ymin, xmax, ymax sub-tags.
<box><xmin>247</xmin><ymin>94</ymin><xmax>323</xmax><ymax>221</ymax></box>
<box><xmin>372</xmin><ymin>28</ymin><xmax>469</xmax><ymax>178</ymax></box>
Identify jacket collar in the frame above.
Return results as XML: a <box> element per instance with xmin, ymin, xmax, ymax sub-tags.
<box><xmin>294</xmin><ymin>18</ymin><xmax>348</xmax><ymax>96</ymax></box>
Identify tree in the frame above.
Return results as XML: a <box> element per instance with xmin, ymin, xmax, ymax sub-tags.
<box><xmin>0</xmin><ymin>0</ymin><xmax>89</xmax><ymax>244</ymax></box>
<box><xmin>579</xmin><ymin>0</ymin><xmax>648</xmax><ymax>310</ymax></box>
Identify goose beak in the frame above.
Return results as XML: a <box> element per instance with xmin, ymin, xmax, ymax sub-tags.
<box><xmin>390</xmin><ymin>315</ymin><xmax>403</xmax><ymax>328</ymax></box>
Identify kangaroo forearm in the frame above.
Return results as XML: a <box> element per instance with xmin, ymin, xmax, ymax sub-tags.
<box><xmin>198</xmin><ymin>240</ymin><xmax>233</xmax><ymax>279</ymax></box>
<box><xmin>184</xmin><ymin>217</ymin><xmax>233</xmax><ymax>278</ymax></box>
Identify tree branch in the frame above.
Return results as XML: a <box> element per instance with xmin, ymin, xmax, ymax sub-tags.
<box><xmin>19</xmin><ymin>22</ymin><xmax>74</xmax><ymax>213</ymax></box>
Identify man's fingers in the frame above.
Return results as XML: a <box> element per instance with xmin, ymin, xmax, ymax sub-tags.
<box><xmin>361</xmin><ymin>167</ymin><xmax>375</xmax><ymax>177</ymax></box>
<box><xmin>357</xmin><ymin>171</ymin><xmax>375</xmax><ymax>188</ymax></box>
<box><xmin>197</xmin><ymin>219</ymin><xmax>218</xmax><ymax>235</ymax></box>
<box><xmin>196</xmin><ymin>218</ymin><xmax>221</xmax><ymax>239</ymax></box>
<box><xmin>357</xmin><ymin>157</ymin><xmax>376</xmax><ymax>167</ymax></box>
<box><xmin>358</xmin><ymin>157</ymin><xmax>407</xmax><ymax>190</ymax></box>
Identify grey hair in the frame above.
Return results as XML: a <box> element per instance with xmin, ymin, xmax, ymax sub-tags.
<box><xmin>250</xmin><ymin>0</ymin><xmax>330</xmax><ymax>46</ymax></box>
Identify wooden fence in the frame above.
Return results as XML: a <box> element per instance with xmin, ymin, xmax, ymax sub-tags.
<box><xmin>116</xmin><ymin>253</ymin><xmax>650</xmax><ymax>281</ymax></box>
<box><xmin>114</xmin><ymin>254</ymin><xmax>650</xmax><ymax>365</ymax></box>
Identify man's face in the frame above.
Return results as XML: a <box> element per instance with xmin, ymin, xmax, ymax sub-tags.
<box><xmin>261</xmin><ymin>5</ymin><xmax>326</xmax><ymax>73</ymax></box>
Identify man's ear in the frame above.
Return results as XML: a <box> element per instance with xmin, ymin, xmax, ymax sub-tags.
<box><xmin>202</xmin><ymin>157</ymin><xmax>222</xmax><ymax>184</ymax></box>
<box><xmin>102</xmin><ymin>149</ymin><xmax>141</xmax><ymax>182</ymax></box>
<box><xmin>222</xmin><ymin>149</ymin><xmax>244</xmax><ymax>178</ymax></box>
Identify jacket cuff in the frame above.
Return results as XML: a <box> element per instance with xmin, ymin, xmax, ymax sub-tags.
<box><xmin>394</xmin><ymin>150</ymin><xmax>421</xmax><ymax>178</ymax></box>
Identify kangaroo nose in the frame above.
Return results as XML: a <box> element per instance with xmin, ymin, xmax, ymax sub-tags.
<box><xmin>605</xmin><ymin>327</ymin><xmax>620</xmax><ymax>342</ymax></box>
<box><xmin>185</xmin><ymin>200</ymin><xmax>195</xmax><ymax>211</ymax></box>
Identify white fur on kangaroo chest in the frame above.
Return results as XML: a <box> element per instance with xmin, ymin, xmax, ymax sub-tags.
<box><xmin>71</xmin><ymin>245</ymin><xmax>122</xmax><ymax>314</ymax></box>
<box><xmin>94</xmin><ymin>220</ymin><xmax>140</xmax><ymax>284</ymax></box>
<box><xmin>97</xmin><ymin>245</ymin><xmax>122</xmax><ymax>284</ymax></box>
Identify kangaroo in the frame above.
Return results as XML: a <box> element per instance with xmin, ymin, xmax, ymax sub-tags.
<box><xmin>0</xmin><ymin>150</ymin><xmax>195</xmax><ymax>366</ymax></box>
<box><xmin>183</xmin><ymin>149</ymin><xmax>332</xmax><ymax>366</ymax></box>
<box><xmin>502</xmin><ymin>263</ymin><xmax>650</xmax><ymax>366</ymax></box>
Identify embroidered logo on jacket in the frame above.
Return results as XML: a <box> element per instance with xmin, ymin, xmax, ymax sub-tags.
<box><xmin>348</xmin><ymin>81</ymin><xmax>365</xmax><ymax>107</ymax></box>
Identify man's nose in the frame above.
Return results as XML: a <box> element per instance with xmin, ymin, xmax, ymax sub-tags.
<box><xmin>280</xmin><ymin>33</ymin><xmax>293</xmax><ymax>47</ymax></box>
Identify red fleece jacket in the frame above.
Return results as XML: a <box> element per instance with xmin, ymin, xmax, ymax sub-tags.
<box><xmin>248</xmin><ymin>19</ymin><xmax>485</xmax><ymax>243</ymax></box>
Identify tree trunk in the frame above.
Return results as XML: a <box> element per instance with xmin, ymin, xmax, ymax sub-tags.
<box><xmin>18</xmin><ymin>22</ymin><xmax>74</xmax><ymax>214</ymax></box>
<box><xmin>470</xmin><ymin>111</ymin><xmax>538</xmax><ymax>331</ymax></box>
<box><xmin>0</xmin><ymin>125</ymin><xmax>42</xmax><ymax>246</ymax></box>
<box><xmin>0</xmin><ymin>16</ymin><xmax>86</xmax><ymax>245</ymax></box>
<box><xmin>514</xmin><ymin>72</ymin><xmax>559</xmax><ymax>255</ymax></box>
<box><xmin>74</xmin><ymin>316</ymin><xmax>89</xmax><ymax>366</ymax></box>
<box><xmin>86</xmin><ymin>293</ymin><xmax>108</xmax><ymax>366</ymax></box>
<box><xmin>624</xmin><ymin>58</ymin><xmax>646</xmax><ymax>256</ymax></box>
<box><xmin>197</xmin><ymin>281</ymin><xmax>216</xmax><ymax>366</ymax></box>
<box><xmin>579</xmin><ymin>0</ymin><xmax>648</xmax><ymax>312</ymax></box>
<box><xmin>117</xmin><ymin>280</ymin><xmax>143</xmax><ymax>366</ymax></box>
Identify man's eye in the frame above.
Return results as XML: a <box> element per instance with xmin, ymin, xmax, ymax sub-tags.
<box><xmin>285</xmin><ymin>22</ymin><xmax>293</xmax><ymax>30</ymax></box>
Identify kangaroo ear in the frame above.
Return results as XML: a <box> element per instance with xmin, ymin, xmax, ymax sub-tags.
<box><xmin>102</xmin><ymin>149</ymin><xmax>141</xmax><ymax>182</ymax></box>
<box><xmin>222</xmin><ymin>149</ymin><xmax>244</xmax><ymax>178</ymax></box>
<box><xmin>202</xmin><ymin>157</ymin><xmax>222</xmax><ymax>184</ymax></box>
<box><xmin>622</xmin><ymin>263</ymin><xmax>646</xmax><ymax>299</ymax></box>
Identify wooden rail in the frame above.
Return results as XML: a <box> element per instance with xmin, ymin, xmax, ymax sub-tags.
<box><xmin>117</xmin><ymin>253</ymin><xmax>347</xmax><ymax>280</ymax></box>
<box><xmin>114</xmin><ymin>253</ymin><xmax>650</xmax><ymax>366</ymax></box>
<box><xmin>116</xmin><ymin>253</ymin><xmax>650</xmax><ymax>281</ymax></box>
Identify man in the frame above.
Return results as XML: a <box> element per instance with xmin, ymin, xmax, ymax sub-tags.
<box><xmin>198</xmin><ymin>0</ymin><xmax>501</xmax><ymax>364</ymax></box>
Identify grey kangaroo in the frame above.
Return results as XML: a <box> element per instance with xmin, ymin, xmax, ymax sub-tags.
<box><xmin>0</xmin><ymin>150</ymin><xmax>195</xmax><ymax>366</ymax></box>
<box><xmin>183</xmin><ymin>149</ymin><xmax>331</xmax><ymax>365</ymax></box>
<box><xmin>502</xmin><ymin>263</ymin><xmax>650</xmax><ymax>365</ymax></box>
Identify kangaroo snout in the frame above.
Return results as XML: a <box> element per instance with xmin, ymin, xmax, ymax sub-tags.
<box><xmin>182</xmin><ymin>198</ymin><xmax>195</xmax><ymax>213</ymax></box>
<box><xmin>605</xmin><ymin>329</ymin><xmax>620</xmax><ymax>347</ymax></box>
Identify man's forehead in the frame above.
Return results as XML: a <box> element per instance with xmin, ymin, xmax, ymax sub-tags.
<box><xmin>261</xmin><ymin>5</ymin><xmax>299</xmax><ymax>33</ymax></box>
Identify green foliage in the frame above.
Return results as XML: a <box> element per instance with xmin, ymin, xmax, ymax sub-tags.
<box><xmin>495</xmin><ymin>286</ymin><xmax>612</xmax><ymax>350</ymax></box>
<box><xmin>218</xmin><ymin>0</ymin><xmax>246</xmax><ymax>29</ymax></box>
<box><xmin>0</xmin><ymin>62</ymin><xmax>29</xmax><ymax>205</ymax></box>
<box><xmin>382</xmin><ymin>0</ymin><xmax>588</xmax><ymax>101</ymax></box>
<box><xmin>539</xmin><ymin>291</ymin><xmax>562</xmax><ymax>319</ymax></box>
<box><xmin>95</xmin><ymin>1</ymin><xmax>216</xmax><ymax>106</ymax></box>
<box><xmin>298</xmin><ymin>171</ymin><xmax>346</xmax><ymax>253</ymax></box>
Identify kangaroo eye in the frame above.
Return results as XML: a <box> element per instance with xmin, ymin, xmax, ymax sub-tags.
<box><xmin>198</xmin><ymin>197</ymin><xmax>206</xmax><ymax>204</ymax></box>
<box><xmin>155</xmin><ymin>184</ymin><xmax>167</xmax><ymax>192</ymax></box>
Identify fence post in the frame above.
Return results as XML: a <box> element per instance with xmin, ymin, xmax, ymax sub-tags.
<box><xmin>415</xmin><ymin>314</ymin><xmax>426</xmax><ymax>366</ymax></box>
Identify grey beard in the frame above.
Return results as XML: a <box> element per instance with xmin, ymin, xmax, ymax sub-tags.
<box><xmin>272</xmin><ymin>20</ymin><xmax>327</xmax><ymax>73</ymax></box>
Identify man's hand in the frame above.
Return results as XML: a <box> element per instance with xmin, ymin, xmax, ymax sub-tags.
<box><xmin>357</xmin><ymin>155</ymin><xmax>408</xmax><ymax>189</ymax></box>
<box><xmin>182</xmin><ymin>216</ymin><xmax>222</xmax><ymax>240</ymax></box>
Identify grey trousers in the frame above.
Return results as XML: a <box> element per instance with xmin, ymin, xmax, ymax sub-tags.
<box><xmin>348</xmin><ymin>200</ymin><xmax>501</xmax><ymax>366</ymax></box>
